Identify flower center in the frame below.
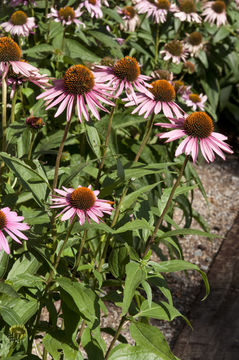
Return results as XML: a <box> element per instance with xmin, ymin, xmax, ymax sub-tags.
<box><xmin>150</xmin><ymin>79</ymin><xmax>175</xmax><ymax>102</ymax></box>
<box><xmin>122</xmin><ymin>6</ymin><xmax>136</xmax><ymax>18</ymax></box>
<box><xmin>0</xmin><ymin>210</ymin><xmax>7</xmax><ymax>230</ymax></box>
<box><xmin>179</xmin><ymin>0</ymin><xmax>196</xmax><ymax>13</ymax></box>
<box><xmin>188</xmin><ymin>31</ymin><xmax>202</xmax><ymax>46</ymax></box>
<box><xmin>165</xmin><ymin>40</ymin><xmax>183</xmax><ymax>56</ymax></box>
<box><xmin>0</xmin><ymin>37</ymin><xmax>21</xmax><ymax>62</ymax></box>
<box><xmin>89</xmin><ymin>0</ymin><xmax>97</xmax><ymax>5</ymax></box>
<box><xmin>113</xmin><ymin>56</ymin><xmax>140</xmax><ymax>82</ymax></box>
<box><xmin>156</xmin><ymin>0</ymin><xmax>170</xmax><ymax>10</ymax></box>
<box><xmin>183</xmin><ymin>61</ymin><xmax>195</xmax><ymax>73</ymax></box>
<box><xmin>153</xmin><ymin>69</ymin><xmax>172</xmax><ymax>80</ymax></box>
<box><xmin>10</xmin><ymin>10</ymin><xmax>28</xmax><ymax>25</ymax></box>
<box><xmin>26</xmin><ymin>116</ymin><xmax>44</xmax><ymax>129</ymax></box>
<box><xmin>58</xmin><ymin>6</ymin><xmax>75</xmax><ymax>21</ymax></box>
<box><xmin>64</xmin><ymin>65</ymin><xmax>95</xmax><ymax>95</ymax></box>
<box><xmin>69</xmin><ymin>187</ymin><xmax>96</xmax><ymax>210</ymax></box>
<box><xmin>189</xmin><ymin>93</ymin><xmax>201</xmax><ymax>103</ymax></box>
<box><xmin>211</xmin><ymin>1</ymin><xmax>226</xmax><ymax>13</ymax></box>
<box><xmin>184</xmin><ymin>112</ymin><xmax>214</xmax><ymax>138</ymax></box>
<box><xmin>174</xmin><ymin>80</ymin><xmax>186</xmax><ymax>92</ymax></box>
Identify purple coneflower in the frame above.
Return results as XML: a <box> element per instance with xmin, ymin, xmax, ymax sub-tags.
<box><xmin>185</xmin><ymin>31</ymin><xmax>204</xmax><ymax>56</ymax></box>
<box><xmin>51</xmin><ymin>185</ymin><xmax>114</xmax><ymax>225</ymax></box>
<box><xmin>202</xmin><ymin>1</ymin><xmax>227</xmax><ymax>27</ymax></box>
<box><xmin>48</xmin><ymin>6</ymin><xmax>85</xmax><ymax>27</ymax></box>
<box><xmin>135</xmin><ymin>0</ymin><xmax>177</xmax><ymax>24</ymax></box>
<box><xmin>173</xmin><ymin>80</ymin><xmax>191</xmax><ymax>96</ymax></box>
<box><xmin>156</xmin><ymin>111</ymin><xmax>233</xmax><ymax>163</ymax></box>
<box><xmin>0</xmin><ymin>207</ymin><xmax>29</xmax><ymax>254</ymax></box>
<box><xmin>0</xmin><ymin>60</ymin><xmax>49</xmax><ymax>98</ymax></box>
<box><xmin>37</xmin><ymin>64</ymin><xmax>115</xmax><ymax>122</ymax></box>
<box><xmin>160</xmin><ymin>40</ymin><xmax>188</xmax><ymax>64</ymax></box>
<box><xmin>80</xmin><ymin>0</ymin><xmax>103</xmax><ymax>19</ymax></box>
<box><xmin>182</xmin><ymin>92</ymin><xmax>207</xmax><ymax>111</ymax></box>
<box><xmin>0</xmin><ymin>37</ymin><xmax>42</xmax><ymax>78</ymax></box>
<box><xmin>124</xmin><ymin>79</ymin><xmax>184</xmax><ymax>118</ymax></box>
<box><xmin>9</xmin><ymin>0</ymin><xmax>36</xmax><ymax>6</ymax></box>
<box><xmin>117</xmin><ymin>6</ymin><xmax>140</xmax><ymax>32</ymax></box>
<box><xmin>173</xmin><ymin>0</ymin><xmax>201</xmax><ymax>23</ymax></box>
<box><xmin>1</xmin><ymin>10</ymin><xmax>36</xmax><ymax>37</ymax></box>
<box><xmin>94</xmin><ymin>56</ymin><xmax>153</xmax><ymax>103</ymax></box>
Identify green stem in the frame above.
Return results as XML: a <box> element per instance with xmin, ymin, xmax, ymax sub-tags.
<box><xmin>1</xmin><ymin>73</ymin><xmax>7</xmax><ymax>152</ymax></box>
<box><xmin>52</xmin><ymin>119</ymin><xmax>71</xmax><ymax>191</ymax></box>
<box><xmin>29</xmin><ymin>217</ymin><xmax>76</xmax><ymax>351</ymax></box>
<box><xmin>142</xmin><ymin>156</ymin><xmax>189</xmax><ymax>258</ymax></box>
<box><xmin>28</xmin><ymin>132</ymin><xmax>36</xmax><ymax>161</ymax></box>
<box><xmin>47</xmin><ymin>217</ymin><xmax>76</xmax><ymax>285</ymax></box>
<box><xmin>97</xmin><ymin>115</ymin><xmax>155</xmax><ymax>272</ymax></box>
<box><xmin>96</xmin><ymin>101</ymin><xmax>118</xmax><ymax>185</ymax></box>
<box><xmin>45</xmin><ymin>0</ymin><xmax>49</xmax><ymax>17</ymax></box>
<box><xmin>10</xmin><ymin>88</ymin><xmax>18</xmax><ymax>124</ymax></box>
<box><xmin>105</xmin><ymin>316</ymin><xmax>127</xmax><ymax>360</ymax></box>
<box><xmin>134</xmin><ymin>113</ymin><xmax>155</xmax><ymax>162</ymax></box>
<box><xmin>72</xmin><ymin>229</ymin><xmax>87</xmax><ymax>277</ymax></box>
<box><xmin>154</xmin><ymin>24</ymin><xmax>160</xmax><ymax>68</ymax></box>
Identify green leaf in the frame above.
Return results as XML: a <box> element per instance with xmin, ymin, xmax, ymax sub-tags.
<box><xmin>0</xmin><ymin>282</ymin><xmax>19</xmax><ymax>298</ymax></box>
<box><xmin>58</xmin><ymin>277</ymin><xmax>99</xmax><ymax>327</ymax></box>
<box><xmin>213</xmin><ymin>26</ymin><xmax>230</xmax><ymax>44</ymax></box>
<box><xmin>122</xmin><ymin>262</ymin><xmax>146</xmax><ymax>316</ymax></box>
<box><xmin>85</xmin><ymin>123</ymin><xmax>101</xmax><ymax>159</ymax></box>
<box><xmin>115</xmin><ymin>219</ymin><xmax>152</xmax><ymax>234</ymax></box>
<box><xmin>0</xmin><ymin>152</ymin><xmax>50</xmax><ymax>207</ymax></box>
<box><xmin>201</xmin><ymin>77</ymin><xmax>220</xmax><ymax>110</ymax></box>
<box><xmin>108</xmin><ymin>344</ymin><xmax>160</xmax><ymax>360</ymax></box>
<box><xmin>141</xmin><ymin>281</ymin><xmax>152</xmax><ymax>308</ymax></box>
<box><xmin>65</xmin><ymin>39</ymin><xmax>100</xmax><ymax>63</ymax></box>
<box><xmin>135</xmin><ymin>300</ymin><xmax>190</xmax><ymax>326</ymax></box>
<box><xmin>157</xmin><ymin>228</ymin><xmax>217</xmax><ymax>240</ymax></box>
<box><xmin>0</xmin><ymin>305</ymin><xmax>22</xmax><ymax>325</ymax></box>
<box><xmin>109</xmin><ymin>246</ymin><xmax>129</xmax><ymax>279</ymax></box>
<box><xmin>148</xmin><ymin>259</ymin><xmax>210</xmax><ymax>300</ymax></box>
<box><xmin>103</xmin><ymin>7</ymin><xmax>124</xmax><ymax>24</ymax></box>
<box><xmin>88</xmin><ymin>31</ymin><xmax>123</xmax><ymax>58</ymax></box>
<box><xmin>121</xmin><ymin>182</ymin><xmax>160</xmax><ymax>211</ymax></box>
<box><xmin>7</xmin><ymin>253</ymin><xmax>41</xmax><ymax>285</ymax></box>
<box><xmin>130</xmin><ymin>322</ymin><xmax>178</xmax><ymax>360</ymax></box>
<box><xmin>43</xmin><ymin>334</ymin><xmax>83</xmax><ymax>360</ymax></box>
<box><xmin>0</xmin><ymin>251</ymin><xmax>9</xmax><ymax>278</ymax></box>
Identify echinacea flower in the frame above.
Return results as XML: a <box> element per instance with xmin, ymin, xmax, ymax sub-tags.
<box><xmin>173</xmin><ymin>80</ymin><xmax>191</xmax><ymax>95</ymax></box>
<box><xmin>150</xmin><ymin>69</ymin><xmax>174</xmax><ymax>81</ymax></box>
<box><xmin>135</xmin><ymin>0</ymin><xmax>177</xmax><ymax>24</ymax></box>
<box><xmin>48</xmin><ymin>6</ymin><xmax>85</xmax><ymax>27</ymax></box>
<box><xmin>0</xmin><ymin>207</ymin><xmax>29</xmax><ymax>254</ymax></box>
<box><xmin>9</xmin><ymin>0</ymin><xmax>36</xmax><ymax>6</ymax></box>
<box><xmin>160</xmin><ymin>40</ymin><xmax>188</xmax><ymax>64</ymax></box>
<box><xmin>185</xmin><ymin>31</ymin><xmax>204</xmax><ymax>56</ymax></box>
<box><xmin>173</xmin><ymin>0</ymin><xmax>201</xmax><ymax>23</ymax></box>
<box><xmin>117</xmin><ymin>6</ymin><xmax>140</xmax><ymax>32</ymax></box>
<box><xmin>26</xmin><ymin>114</ymin><xmax>45</xmax><ymax>130</ymax></box>
<box><xmin>124</xmin><ymin>79</ymin><xmax>184</xmax><ymax>118</ymax></box>
<box><xmin>182</xmin><ymin>92</ymin><xmax>207</xmax><ymax>111</ymax></box>
<box><xmin>202</xmin><ymin>1</ymin><xmax>227</xmax><ymax>27</ymax></box>
<box><xmin>80</xmin><ymin>0</ymin><xmax>103</xmax><ymax>19</ymax></box>
<box><xmin>94</xmin><ymin>56</ymin><xmax>153</xmax><ymax>103</ymax></box>
<box><xmin>0</xmin><ymin>37</ymin><xmax>43</xmax><ymax>78</ymax></box>
<box><xmin>37</xmin><ymin>64</ymin><xmax>115</xmax><ymax>122</ymax></box>
<box><xmin>51</xmin><ymin>185</ymin><xmax>114</xmax><ymax>225</ymax></box>
<box><xmin>156</xmin><ymin>111</ymin><xmax>233</xmax><ymax>162</ymax></box>
<box><xmin>1</xmin><ymin>10</ymin><xmax>36</xmax><ymax>37</ymax></box>
<box><xmin>183</xmin><ymin>61</ymin><xmax>196</xmax><ymax>74</ymax></box>
<box><xmin>0</xmin><ymin>59</ymin><xmax>50</xmax><ymax>98</ymax></box>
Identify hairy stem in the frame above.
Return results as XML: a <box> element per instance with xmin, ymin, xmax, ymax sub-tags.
<box><xmin>10</xmin><ymin>88</ymin><xmax>18</xmax><ymax>124</ymax></box>
<box><xmin>105</xmin><ymin>316</ymin><xmax>127</xmax><ymax>359</ymax></box>
<box><xmin>52</xmin><ymin>119</ymin><xmax>71</xmax><ymax>191</ymax></box>
<box><xmin>28</xmin><ymin>132</ymin><xmax>36</xmax><ymax>161</ymax></box>
<box><xmin>142</xmin><ymin>156</ymin><xmax>189</xmax><ymax>258</ymax></box>
<box><xmin>1</xmin><ymin>74</ymin><xmax>7</xmax><ymax>153</ymax></box>
<box><xmin>72</xmin><ymin>229</ymin><xmax>87</xmax><ymax>277</ymax></box>
<box><xmin>96</xmin><ymin>102</ymin><xmax>118</xmax><ymax>186</ymax></box>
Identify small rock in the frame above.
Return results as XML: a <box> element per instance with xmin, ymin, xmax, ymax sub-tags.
<box><xmin>194</xmin><ymin>249</ymin><xmax>202</xmax><ymax>257</ymax></box>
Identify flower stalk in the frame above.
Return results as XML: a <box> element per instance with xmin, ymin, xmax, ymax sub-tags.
<box><xmin>142</xmin><ymin>155</ymin><xmax>189</xmax><ymax>258</ymax></box>
<box><xmin>72</xmin><ymin>229</ymin><xmax>87</xmax><ymax>277</ymax></box>
<box><xmin>1</xmin><ymin>73</ymin><xmax>7</xmax><ymax>153</ymax></box>
<box><xmin>10</xmin><ymin>88</ymin><xmax>18</xmax><ymax>124</ymax></box>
